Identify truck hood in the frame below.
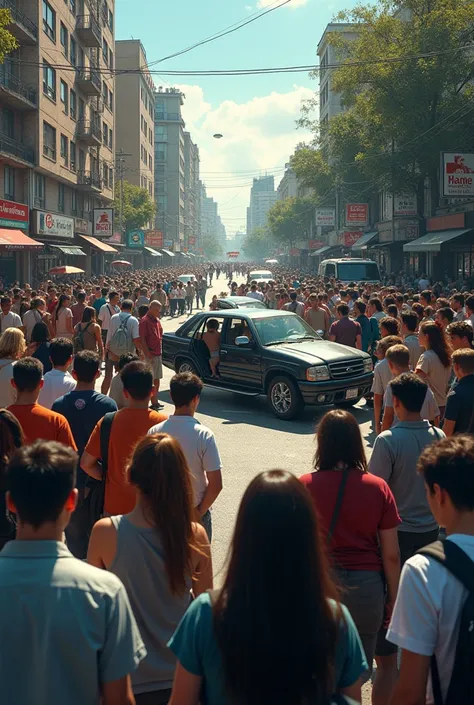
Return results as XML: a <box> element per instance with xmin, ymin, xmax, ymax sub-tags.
<box><xmin>266</xmin><ymin>339</ymin><xmax>369</xmax><ymax>365</ymax></box>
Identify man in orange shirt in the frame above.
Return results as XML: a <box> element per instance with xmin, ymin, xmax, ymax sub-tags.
<box><xmin>8</xmin><ymin>358</ymin><xmax>77</xmax><ymax>449</ymax></box>
<box><xmin>81</xmin><ymin>361</ymin><xmax>166</xmax><ymax>515</ymax></box>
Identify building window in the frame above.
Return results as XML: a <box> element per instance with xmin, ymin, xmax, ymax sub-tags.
<box><xmin>60</xmin><ymin>134</ymin><xmax>68</xmax><ymax>166</ymax></box>
<box><xmin>102</xmin><ymin>81</ymin><xmax>108</xmax><ymax>103</ymax></box>
<box><xmin>109</xmin><ymin>167</ymin><xmax>113</xmax><ymax>188</ymax></box>
<box><xmin>71</xmin><ymin>188</ymin><xmax>77</xmax><ymax>213</ymax></box>
<box><xmin>60</xmin><ymin>22</ymin><xmax>68</xmax><ymax>57</ymax></box>
<box><xmin>103</xmin><ymin>120</ymin><xmax>107</xmax><ymax>144</ymax></box>
<box><xmin>60</xmin><ymin>79</ymin><xmax>68</xmax><ymax>113</ymax></box>
<box><xmin>108</xmin><ymin>8</ymin><xmax>113</xmax><ymax>30</ymax></box>
<box><xmin>4</xmin><ymin>165</ymin><xmax>15</xmax><ymax>200</ymax></box>
<box><xmin>70</xmin><ymin>89</ymin><xmax>77</xmax><ymax>119</ymax></box>
<box><xmin>108</xmin><ymin>90</ymin><xmax>113</xmax><ymax>111</ymax></box>
<box><xmin>109</xmin><ymin>49</ymin><xmax>113</xmax><ymax>68</ymax></box>
<box><xmin>149</xmin><ymin>155</ymin><xmax>152</xmax><ymax>170</ymax></box>
<box><xmin>42</xmin><ymin>0</ymin><xmax>55</xmax><ymax>41</ymax></box>
<box><xmin>43</xmin><ymin>121</ymin><xmax>56</xmax><ymax>160</ymax></box>
<box><xmin>58</xmin><ymin>183</ymin><xmax>65</xmax><ymax>212</ymax></box>
<box><xmin>108</xmin><ymin>127</ymin><xmax>113</xmax><ymax>149</ymax></box>
<box><xmin>155</xmin><ymin>125</ymin><xmax>167</xmax><ymax>140</ymax></box>
<box><xmin>42</xmin><ymin>61</ymin><xmax>56</xmax><ymax>101</ymax></box>
<box><xmin>155</xmin><ymin>164</ymin><xmax>165</xmax><ymax>175</ymax></box>
<box><xmin>102</xmin><ymin>38</ymin><xmax>108</xmax><ymax>65</ymax></box>
<box><xmin>103</xmin><ymin>163</ymin><xmax>108</xmax><ymax>188</ymax></box>
<box><xmin>34</xmin><ymin>173</ymin><xmax>45</xmax><ymax>208</ymax></box>
<box><xmin>69</xmin><ymin>0</ymin><xmax>76</xmax><ymax>13</ymax></box>
<box><xmin>70</xmin><ymin>140</ymin><xmax>76</xmax><ymax>171</ymax></box>
<box><xmin>3</xmin><ymin>109</ymin><xmax>14</xmax><ymax>139</ymax></box>
<box><xmin>70</xmin><ymin>37</ymin><xmax>76</xmax><ymax>66</ymax></box>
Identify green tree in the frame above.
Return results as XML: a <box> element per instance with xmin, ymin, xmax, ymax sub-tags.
<box><xmin>117</xmin><ymin>181</ymin><xmax>156</xmax><ymax>233</ymax></box>
<box><xmin>290</xmin><ymin>148</ymin><xmax>334</xmax><ymax>194</ymax></box>
<box><xmin>242</xmin><ymin>227</ymin><xmax>273</xmax><ymax>260</ymax></box>
<box><xmin>0</xmin><ymin>10</ymin><xmax>18</xmax><ymax>63</ymax></box>
<box><xmin>267</xmin><ymin>197</ymin><xmax>316</xmax><ymax>247</ymax></box>
<box><xmin>202</xmin><ymin>234</ymin><xmax>223</xmax><ymax>260</ymax></box>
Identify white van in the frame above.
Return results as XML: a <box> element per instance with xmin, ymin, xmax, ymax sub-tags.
<box><xmin>249</xmin><ymin>270</ymin><xmax>274</xmax><ymax>284</ymax></box>
<box><xmin>318</xmin><ymin>258</ymin><xmax>381</xmax><ymax>283</ymax></box>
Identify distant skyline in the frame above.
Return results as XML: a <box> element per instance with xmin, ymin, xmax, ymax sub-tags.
<box><xmin>116</xmin><ymin>0</ymin><xmax>358</xmax><ymax>235</ymax></box>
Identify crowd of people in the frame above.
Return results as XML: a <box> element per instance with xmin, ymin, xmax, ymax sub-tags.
<box><xmin>0</xmin><ymin>261</ymin><xmax>473</xmax><ymax>704</ymax></box>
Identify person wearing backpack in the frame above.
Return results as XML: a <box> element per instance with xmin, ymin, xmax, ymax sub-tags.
<box><xmin>282</xmin><ymin>291</ymin><xmax>305</xmax><ymax>317</ymax></box>
<box><xmin>388</xmin><ymin>434</ymin><xmax>474</xmax><ymax>705</ymax></box>
<box><xmin>102</xmin><ymin>300</ymin><xmax>141</xmax><ymax>395</ymax></box>
<box><xmin>73</xmin><ymin>306</ymin><xmax>103</xmax><ymax>358</ymax></box>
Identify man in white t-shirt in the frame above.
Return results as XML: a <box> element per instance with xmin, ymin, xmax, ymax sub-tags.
<box><xmin>148</xmin><ymin>372</ymin><xmax>223</xmax><ymax>541</ymax></box>
<box><xmin>371</xmin><ymin>335</ymin><xmax>403</xmax><ymax>435</ymax></box>
<box><xmin>102</xmin><ymin>300</ymin><xmax>141</xmax><ymax>395</ymax></box>
<box><xmin>388</xmin><ymin>434</ymin><xmax>474</xmax><ymax>705</ymax></box>
<box><xmin>98</xmin><ymin>291</ymin><xmax>120</xmax><ymax>347</ymax></box>
<box><xmin>0</xmin><ymin>296</ymin><xmax>22</xmax><ymax>333</ymax></box>
<box><xmin>38</xmin><ymin>338</ymin><xmax>76</xmax><ymax>409</ymax></box>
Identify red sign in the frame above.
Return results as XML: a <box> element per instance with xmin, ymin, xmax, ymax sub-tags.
<box><xmin>289</xmin><ymin>248</ymin><xmax>300</xmax><ymax>256</ymax></box>
<box><xmin>188</xmin><ymin>236</ymin><xmax>196</xmax><ymax>246</ymax></box>
<box><xmin>107</xmin><ymin>232</ymin><xmax>122</xmax><ymax>244</ymax></box>
<box><xmin>145</xmin><ymin>230</ymin><xmax>163</xmax><ymax>247</ymax></box>
<box><xmin>426</xmin><ymin>212</ymin><xmax>465</xmax><ymax>232</ymax></box>
<box><xmin>309</xmin><ymin>239</ymin><xmax>325</xmax><ymax>250</ymax></box>
<box><xmin>345</xmin><ymin>203</ymin><xmax>369</xmax><ymax>226</ymax></box>
<box><xmin>343</xmin><ymin>231</ymin><xmax>363</xmax><ymax>247</ymax></box>
<box><xmin>227</xmin><ymin>251</ymin><xmax>239</xmax><ymax>258</ymax></box>
<box><xmin>0</xmin><ymin>198</ymin><xmax>29</xmax><ymax>228</ymax></box>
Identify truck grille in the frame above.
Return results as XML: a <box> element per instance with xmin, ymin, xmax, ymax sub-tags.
<box><xmin>328</xmin><ymin>359</ymin><xmax>365</xmax><ymax>380</ymax></box>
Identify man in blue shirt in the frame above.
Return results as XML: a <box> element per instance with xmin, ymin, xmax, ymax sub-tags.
<box><xmin>353</xmin><ymin>299</ymin><xmax>373</xmax><ymax>353</ymax></box>
<box><xmin>53</xmin><ymin>350</ymin><xmax>117</xmax><ymax>557</ymax></box>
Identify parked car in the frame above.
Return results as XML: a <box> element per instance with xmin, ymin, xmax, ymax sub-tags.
<box><xmin>215</xmin><ymin>296</ymin><xmax>267</xmax><ymax>310</ymax></box>
<box><xmin>162</xmin><ymin>310</ymin><xmax>373</xmax><ymax>420</ymax></box>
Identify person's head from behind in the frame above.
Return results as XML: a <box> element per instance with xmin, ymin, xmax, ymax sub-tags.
<box><xmin>109</xmin><ymin>290</ymin><xmax>119</xmax><ymax>305</ymax></box>
<box><xmin>418</xmin><ymin>435</ymin><xmax>474</xmax><ymax>531</ymax></box>
<box><xmin>0</xmin><ymin>409</ymin><xmax>24</xmax><ymax>476</ymax></box>
<box><xmin>0</xmin><ymin>327</ymin><xmax>26</xmax><ymax>361</ymax></box>
<box><xmin>169</xmin><ymin>372</ymin><xmax>203</xmax><ymax>412</ymax></box>
<box><xmin>336</xmin><ymin>303</ymin><xmax>349</xmax><ymax>318</ymax></box>
<box><xmin>376</xmin><ymin>335</ymin><xmax>403</xmax><ymax>360</ymax></box>
<box><xmin>314</xmin><ymin>409</ymin><xmax>367</xmax><ymax>473</ymax></box>
<box><xmin>289</xmin><ymin>291</ymin><xmax>298</xmax><ymax>302</ymax></box>
<box><xmin>31</xmin><ymin>321</ymin><xmax>50</xmax><ymax>344</ymax></box>
<box><xmin>138</xmin><ymin>304</ymin><xmax>149</xmax><ymax>319</ymax></box>
<box><xmin>353</xmin><ymin>299</ymin><xmax>366</xmax><ymax>317</ymax></box>
<box><xmin>128</xmin><ymin>434</ymin><xmax>199</xmax><ymax>595</ymax></box>
<box><xmin>420</xmin><ymin>289</ymin><xmax>431</xmax><ymax>307</ymax></box>
<box><xmin>451</xmin><ymin>293</ymin><xmax>464</xmax><ymax>312</ymax></box>
<box><xmin>81</xmin><ymin>305</ymin><xmax>96</xmax><ymax>323</ymax></box>
<box><xmin>72</xmin><ymin>350</ymin><xmax>100</xmax><ymax>384</ymax></box>
<box><xmin>49</xmin><ymin>338</ymin><xmax>73</xmax><ymax>369</ymax></box>
<box><xmin>452</xmin><ymin>348</ymin><xmax>474</xmax><ymax>381</ymax></box>
<box><xmin>400</xmin><ymin>312</ymin><xmax>418</xmax><ymax>335</ymax></box>
<box><xmin>206</xmin><ymin>319</ymin><xmax>219</xmax><ymax>332</ymax></box>
<box><xmin>419</xmin><ymin>320</ymin><xmax>451</xmax><ymax>367</ymax></box>
<box><xmin>215</xmin><ymin>469</ymin><xmax>339</xmax><ymax>705</ymax></box>
<box><xmin>121</xmin><ymin>298</ymin><xmax>133</xmax><ymax>312</ymax></box>
<box><xmin>76</xmin><ymin>291</ymin><xmax>86</xmax><ymax>304</ymax></box>
<box><xmin>447</xmin><ymin>321</ymin><xmax>473</xmax><ymax>350</ymax></box>
<box><xmin>435</xmin><ymin>306</ymin><xmax>454</xmax><ymax>329</ymax></box>
<box><xmin>117</xmin><ymin>352</ymin><xmax>139</xmax><ymax>372</ymax></box>
<box><xmin>380</xmin><ymin>316</ymin><xmax>400</xmax><ymax>337</ymax></box>
<box><xmin>387</xmin><ymin>304</ymin><xmax>399</xmax><ymax>319</ymax></box>
<box><xmin>390</xmin><ymin>372</ymin><xmax>428</xmax><ymax>418</ymax></box>
<box><xmin>121</xmin><ymin>360</ymin><xmax>154</xmax><ymax>402</ymax></box>
<box><xmin>385</xmin><ymin>344</ymin><xmax>410</xmax><ymax>375</ymax></box>
<box><xmin>30</xmin><ymin>296</ymin><xmax>45</xmax><ymax>312</ymax></box>
<box><xmin>6</xmin><ymin>441</ymin><xmax>77</xmax><ymax>532</ymax></box>
<box><xmin>1</xmin><ymin>296</ymin><xmax>11</xmax><ymax>315</ymax></box>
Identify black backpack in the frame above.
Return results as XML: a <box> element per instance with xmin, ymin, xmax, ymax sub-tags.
<box><xmin>417</xmin><ymin>540</ymin><xmax>474</xmax><ymax>704</ymax></box>
<box><xmin>73</xmin><ymin>321</ymin><xmax>92</xmax><ymax>353</ymax></box>
<box><xmin>82</xmin><ymin>411</ymin><xmax>116</xmax><ymax>535</ymax></box>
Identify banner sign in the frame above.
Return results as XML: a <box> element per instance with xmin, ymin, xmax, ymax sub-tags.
<box><xmin>343</xmin><ymin>231</ymin><xmax>363</xmax><ymax>247</ymax></box>
<box><xmin>145</xmin><ymin>230</ymin><xmax>163</xmax><ymax>247</ymax></box>
<box><xmin>441</xmin><ymin>153</ymin><xmax>474</xmax><ymax>198</ymax></box>
<box><xmin>315</xmin><ymin>208</ymin><xmax>335</xmax><ymax>226</ymax></box>
<box><xmin>227</xmin><ymin>251</ymin><xmax>239</xmax><ymax>258</ymax></box>
<box><xmin>309</xmin><ymin>239</ymin><xmax>325</xmax><ymax>250</ymax></box>
<box><xmin>345</xmin><ymin>203</ymin><xmax>368</xmax><ymax>226</ymax></box>
<box><xmin>33</xmin><ymin>210</ymin><xmax>74</xmax><ymax>239</ymax></box>
<box><xmin>74</xmin><ymin>217</ymin><xmax>92</xmax><ymax>235</ymax></box>
<box><xmin>0</xmin><ymin>199</ymin><xmax>28</xmax><ymax>231</ymax></box>
<box><xmin>127</xmin><ymin>230</ymin><xmax>145</xmax><ymax>248</ymax></box>
<box><xmin>94</xmin><ymin>209</ymin><xmax>113</xmax><ymax>237</ymax></box>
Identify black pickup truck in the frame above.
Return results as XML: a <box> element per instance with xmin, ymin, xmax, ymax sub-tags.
<box><xmin>162</xmin><ymin>309</ymin><xmax>373</xmax><ymax>420</ymax></box>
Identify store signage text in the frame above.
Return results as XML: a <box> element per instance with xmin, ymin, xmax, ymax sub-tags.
<box><xmin>33</xmin><ymin>210</ymin><xmax>74</xmax><ymax>239</ymax></box>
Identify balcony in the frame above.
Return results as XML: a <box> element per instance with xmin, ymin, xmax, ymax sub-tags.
<box><xmin>75</xmin><ymin>67</ymin><xmax>101</xmax><ymax>97</ymax></box>
<box><xmin>0</xmin><ymin>70</ymin><xmax>37</xmax><ymax>109</ymax></box>
<box><xmin>0</xmin><ymin>0</ymin><xmax>38</xmax><ymax>44</ymax></box>
<box><xmin>77</xmin><ymin>170</ymin><xmax>102</xmax><ymax>192</ymax></box>
<box><xmin>76</xmin><ymin>117</ymin><xmax>102</xmax><ymax>146</ymax></box>
<box><xmin>0</xmin><ymin>130</ymin><xmax>34</xmax><ymax>165</ymax></box>
<box><xmin>75</xmin><ymin>14</ymin><xmax>101</xmax><ymax>48</ymax></box>
<box><xmin>154</xmin><ymin>112</ymin><xmax>182</xmax><ymax>122</ymax></box>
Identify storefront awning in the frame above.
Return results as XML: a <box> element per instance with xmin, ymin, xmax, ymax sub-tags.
<box><xmin>160</xmin><ymin>249</ymin><xmax>175</xmax><ymax>257</ymax></box>
<box><xmin>310</xmin><ymin>245</ymin><xmax>332</xmax><ymax>257</ymax></box>
<box><xmin>50</xmin><ymin>244</ymin><xmax>87</xmax><ymax>256</ymax></box>
<box><xmin>350</xmin><ymin>231</ymin><xmax>378</xmax><ymax>250</ymax></box>
<box><xmin>0</xmin><ymin>229</ymin><xmax>42</xmax><ymax>249</ymax></box>
<box><xmin>144</xmin><ymin>247</ymin><xmax>162</xmax><ymax>257</ymax></box>
<box><xmin>188</xmin><ymin>252</ymin><xmax>196</xmax><ymax>257</ymax></box>
<box><xmin>78</xmin><ymin>235</ymin><xmax>118</xmax><ymax>253</ymax></box>
<box><xmin>403</xmin><ymin>229</ymin><xmax>472</xmax><ymax>253</ymax></box>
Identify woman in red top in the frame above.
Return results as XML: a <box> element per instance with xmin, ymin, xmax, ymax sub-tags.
<box><xmin>300</xmin><ymin>409</ymin><xmax>401</xmax><ymax>694</ymax></box>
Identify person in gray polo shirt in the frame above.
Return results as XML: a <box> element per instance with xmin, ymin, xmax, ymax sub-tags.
<box><xmin>0</xmin><ymin>440</ymin><xmax>146</xmax><ymax>705</ymax></box>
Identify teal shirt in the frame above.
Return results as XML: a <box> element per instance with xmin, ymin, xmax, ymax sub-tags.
<box><xmin>0</xmin><ymin>541</ymin><xmax>146</xmax><ymax>704</ymax></box>
<box><xmin>169</xmin><ymin>593</ymin><xmax>367</xmax><ymax>705</ymax></box>
<box><xmin>93</xmin><ymin>296</ymin><xmax>107</xmax><ymax>314</ymax></box>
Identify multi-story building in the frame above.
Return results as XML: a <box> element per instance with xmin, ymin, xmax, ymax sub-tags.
<box><xmin>317</xmin><ymin>23</ymin><xmax>359</xmax><ymax>130</ymax></box>
<box><xmin>200</xmin><ymin>182</ymin><xmax>226</xmax><ymax>254</ymax></box>
<box><xmin>0</xmin><ymin>0</ymin><xmax>117</xmax><ymax>283</ymax></box>
<box><xmin>115</xmin><ymin>39</ymin><xmax>155</xmax><ymax>213</ymax></box>
<box><xmin>246</xmin><ymin>175</ymin><xmax>277</xmax><ymax>234</ymax></box>
<box><xmin>183</xmin><ymin>131</ymin><xmax>200</xmax><ymax>251</ymax></box>
<box><xmin>277</xmin><ymin>164</ymin><xmax>298</xmax><ymax>200</ymax></box>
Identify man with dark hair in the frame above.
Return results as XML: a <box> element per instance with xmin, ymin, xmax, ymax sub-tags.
<box><xmin>38</xmin><ymin>338</ymin><xmax>76</xmax><ymax>409</ymax></box>
<box><xmin>380</xmin><ymin>316</ymin><xmax>400</xmax><ymax>338</ymax></box>
<box><xmin>283</xmin><ymin>291</ymin><xmax>305</xmax><ymax>317</ymax></box>
<box><xmin>420</xmin><ymin>290</ymin><xmax>432</xmax><ymax>308</ymax></box>
<box><xmin>328</xmin><ymin>303</ymin><xmax>362</xmax><ymax>349</ymax></box>
<box><xmin>71</xmin><ymin>291</ymin><xmax>87</xmax><ymax>327</ymax></box>
<box><xmin>109</xmin><ymin>353</ymin><xmax>139</xmax><ymax>409</ymax></box>
<box><xmin>388</xmin><ymin>435</ymin><xmax>474</xmax><ymax>705</ymax></box>
<box><xmin>98</xmin><ymin>291</ymin><xmax>120</xmax><ymax>379</ymax></box>
<box><xmin>8</xmin><ymin>358</ymin><xmax>76</xmax><ymax>448</ymax></box>
<box><xmin>82</xmin><ymin>361</ymin><xmax>166</xmax><ymax>516</ymax></box>
<box><xmin>353</xmin><ymin>299</ymin><xmax>372</xmax><ymax>353</ymax></box>
<box><xmin>400</xmin><ymin>312</ymin><xmax>422</xmax><ymax>369</ymax></box>
<box><xmin>446</xmin><ymin>320</ymin><xmax>474</xmax><ymax>350</ymax></box>
<box><xmin>148</xmin><ymin>372</ymin><xmax>222</xmax><ymax>540</ymax></box>
<box><xmin>450</xmin><ymin>293</ymin><xmax>465</xmax><ymax>322</ymax></box>
<box><xmin>1</xmin><ymin>440</ymin><xmax>145</xmax><ymax>704</ymax></box>
<box><xmin>435</xmin><ymin>306</ymin><xmax>454</xmax><ymax>330</ymax></box>
<box><xmin>443</xmin><ymin>348</ymin><xmax>474</xmax><ymax>436</ymax></box>
<box><xmin>0</xmin><ymin>295</ymin><xmax>22</xmax><ymax>333</ymax></box>
<box><xmin>139</xmin><ymin>300</ymin><xmax>164</xmax><ymax>410</ymax></box>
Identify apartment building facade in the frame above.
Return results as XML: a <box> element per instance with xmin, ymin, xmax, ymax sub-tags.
<box><xmin>183</xmin><ymin>131</ymin><xmax>200</xmax><ymax>251</ymax></box>
<box><xmin>0</xmin><ymin>0</ymin><xmax>116</xmax><ymax>284</ymax></box>
<box><xmin>246</xmin><ymin>175</ymin><xmax>277</xmax><ymax>234</ymax></box>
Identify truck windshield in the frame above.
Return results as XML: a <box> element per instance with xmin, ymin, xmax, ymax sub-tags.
<box><xmin>337</xmin><ymin>262</ymin><xmax>380</xmax><ymax>281</ymax></box>
<box><xmin>253</xmin><ymin>315</ymin><xmax>320</xmax><ymax>346</ymax></box>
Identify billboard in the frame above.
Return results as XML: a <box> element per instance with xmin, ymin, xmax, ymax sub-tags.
<box><xmin>145</xmin><ymin>230</ymin><xmax>163</xmax><ymax>247</ymax></box>
<box><xmin>382</xmin><ymin>193</ymin><xmax>417</xmax><ymax>219</ymax></box>
<box><xmin>93</xmin><ymin>208</ymin><xmax>113</xmax><ymax>237</ymax></box>
<box><xmin>227</xmin><ymin>251</ymin><xmax>239</xmax><ymax>258</ymax></box>
<box><xmin>441</xmin><ymin>153</ymin><xmax>474</xmax><ymax>198</ymax></box>
<box><xmin>33</xmin><ymin>210</ymin><xmax>74</xmax><ymax>239</ymax></box>
<box><xmin>127</xmin><ymin>230</ymin><xmax>145</xmax><ymax>248</ymax></box>
<box><xmin>343</xmin><ymin>231</ymin><xmax>363</xmax><ymax>247</ymax></box>
<box><xmin>315</xmin><ymin>208</ymin><xmax>335</xmax><ymax>226</ymax></box>
<box><xmin>345</xmin><ymin>203</ymin><xmax>368</xmax><ymax>226</ymax></box>
<box><xmin>0</xmin><ymin>199</ymin><xmax>29</xmax><ymax>231</ymax></box>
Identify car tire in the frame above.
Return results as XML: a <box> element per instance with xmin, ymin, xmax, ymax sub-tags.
<box><xmin>267</xmin><ymin>376</ymin><xmax>303</xmax><ymax>420</ymax></box>
<box><xmin>176</xmin><ymin>358</ymin><xmax>198</xmax><ymax>375</ymax></box>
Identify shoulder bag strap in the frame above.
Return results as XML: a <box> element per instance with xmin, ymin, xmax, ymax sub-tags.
<box><xmin>327</xmin><ymin>468</ymin><xmax>350</xmax><ymax>545</ymax></box>
<box><xmin>100</xmin><ymin>411</ymin><xmax>116</xmax><ymax>480</ymax></box>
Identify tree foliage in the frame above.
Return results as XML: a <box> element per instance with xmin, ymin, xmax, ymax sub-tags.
<box><xmin>267</xmin><ymin>197</ymin><xmax>316</xmax><ymax>246</ymax></box>
<box><xmin>0</xmin><ymin>10</ymin><xmax>18</xmax><ymax>63</ymax></box>
<box><xmin>202</xmin><ymin>234</ymin><xmax>223</xmax><ymax>260</ymax></box>
<box><xmin>242</xmin><ymin>227</ymin><xmax>273</xmax><ymax>260</ymax></box>
<box><xmin>290</xmin><ymin>148</ymin><xmax>333</xmax><ymax>195</ymax></box>
<box><xmin>118</xmin><ymin>181</ymin><xmax>156</xmax><ymax>233</ymax></box>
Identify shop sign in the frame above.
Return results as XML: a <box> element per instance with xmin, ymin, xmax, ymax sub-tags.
<box><xmin>382</xmin><ymin>193</ymin><xmax>417</xmax><ymax>219</ymax></box>
<box><xmin>164</xmin><ymin>239</ymin><xmax>173</xmax><ymax>248</ymax></box>
<box><xmin>315</xmin><ymin>208</ymin><xmax>335</xmax><ymax>226</ymax></box>
<box><xmin>343</xmin><ymin>231</ymin><xmax>363</xmax><ymax>247</ymax></box>
<box><xmin>289</xmin><ymin>248</ymin><xmax>301</xmax><ymax>256</ymax></box>
<box><xmin>227</xmin><ymin>251</ymin><xmax>239</xmax><ymax>258</ymax></box>
<box><xmin>74</xmin><ymin>218</ymin><xmax>92</xmax><ymax>235</ymax></box>
<box><xmin>0</xmin><ymin>199</ymin><xmax>29</xmax><ymax>230</ymax></box>
<box><xmin>94</xmin><ymin>209</ymin><xmax>113</xmax><ymax>237</ymax></box>
<box><xmin>127</xmin><ymin>230</ymin><xmax>145</xmax><ymax>248</ymax></box>
<box><xmin>33</xmin><ymin>210</ymin><xmax>74</xmax><ymax>239</ymax></box>
<box><xmin>441</xmin><ymin>153</ymin><xmax>474</xmax><ymax>198</ymax></box>
<box><xmin>345</xmin><ymin>203</ymin><xmax>368</xmax><ymax>226</ymax></box>
<box><xmin>145</xmin><ymin>230</ymin><xmax>163</xmax><ymax>247</ymax></box>
<box><xmin>309</xmin><ymin>239</ymin><xmax>325</xmax><ymax>250</ymax></box>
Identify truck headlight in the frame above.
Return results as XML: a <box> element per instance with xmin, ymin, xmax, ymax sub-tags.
<box><xmin>363</xmin><ymin>358</ymin><xmax>373</xmax><ymax>373</ymax></box>
<box><xmin>306</xmin><ymin>365</ymin><xmax>330</xmax><ymax>381</ymax></box>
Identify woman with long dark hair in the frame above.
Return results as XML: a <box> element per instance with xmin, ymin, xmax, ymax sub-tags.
<box><xmin>169</xmin><ymin>469</ymin><xmax>367</xmax><ymax>705</ymax></box>
<box><xmin>88</xmin><ymin>434</ymin><xmax>212</xmax><ymax>705</ymax></box>
<box><xmin>416</xmin><ymin>320</ymin><xmax>452</xmax><ymax>417</ymax></box>
<box><xmin>0</xmin><ymin>409</ymin><xmax>24</xmax><ymax>548</ymax></box>
<box><xmin>26</xmin><ymin>321</ymin><xmax>52</xmax><ymax>373</ymax></box>
<box><xmin>300</xmin><ymin>410</ymin><xmax>400</xmax><ymax>703</ymax></box>
<box><xmin>52</xmin><ymin>294</ymin><xmax>74</xmax><ymax>339</ymax></box>
<box><xmin>73</xmin><ymin>306</ymin><xmax>103</xmax><ymax>358</ymax></box>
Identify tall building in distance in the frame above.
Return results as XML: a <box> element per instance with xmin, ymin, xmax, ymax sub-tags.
<box><xmin>277</xmin><ymin>164</ymin><xmax>298</xmax><ymax>200</ymax></box>
<box><xmin>115</xmin><ymin>39</ymin><xmax>155</xmax><ymax>208</ymax></box>
<box><xmin>0</xmin><ymin>0</ymin><xmax>116</xmax><ymax>281</ymax></box>
<box><xmin>200</xmin><ymin>183</ymin><xmax>226</xmax><ymax>252</ymax></box>
<box><xmin>246</xmin><ymin>175</ymin><xmax>277</xmax><ymax>234</ymax></box>
<box><xmin>183</xmin><ymin>131</ymin><xmax>200</xmax><ymax>250</ymax></box>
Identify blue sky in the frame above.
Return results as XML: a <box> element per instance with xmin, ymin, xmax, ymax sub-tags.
<box><xmin>115</xmin><ymin>0</ymin><xmax>356</xmax><ymax>235</ymax></box>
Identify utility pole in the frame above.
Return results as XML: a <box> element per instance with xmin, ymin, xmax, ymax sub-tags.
<box><xmin>115</xmin><ymin>149</ymin><xmax>132</xmax><ymax>240</ymax></box>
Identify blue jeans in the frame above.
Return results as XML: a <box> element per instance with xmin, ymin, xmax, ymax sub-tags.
<box><xmin>200</xmin><ymin>509</ymin><xmax>212</xmax><ymax>541</ymax></box>
<box><xmin>169</xmin><ymin>299</ymin><xmax>178</xmax><ymax>316</ymax></box>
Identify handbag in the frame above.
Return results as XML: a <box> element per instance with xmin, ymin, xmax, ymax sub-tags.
<box><xmin>82</xmin><ymin>411</ymin><xmax>116</xmax><ymax>535</ymax></box>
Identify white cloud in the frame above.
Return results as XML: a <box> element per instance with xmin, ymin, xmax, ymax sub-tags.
<box><xmin>177</xmin><ymin>84</ymin><xmax>314</xmax><ymax>235</ymax></box>
<box><xmin>256</xmin><ymin>0</ymin><xmax>310</xmax><ymax>8</ymax></box>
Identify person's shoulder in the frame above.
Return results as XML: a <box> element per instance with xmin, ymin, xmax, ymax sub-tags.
<box><xmin>149</xmin><ymin>411</ymin><xmax>168</xmax><ymax>425</ymax></box>
<box><xmin>63</xmin><ymin>555</ymin><xmax>126</xmax><ymax>597</ymax></box>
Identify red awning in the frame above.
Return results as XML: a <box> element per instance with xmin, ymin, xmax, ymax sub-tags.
<box><xmin>78</xmin><ymin>234</ymin><xmax>118</xmax><ymax>253</ymax></box>
<box><xmin>0</xmin><ymin>229</ymin><xmax>42</xmax><ymax>250</ymax></box>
